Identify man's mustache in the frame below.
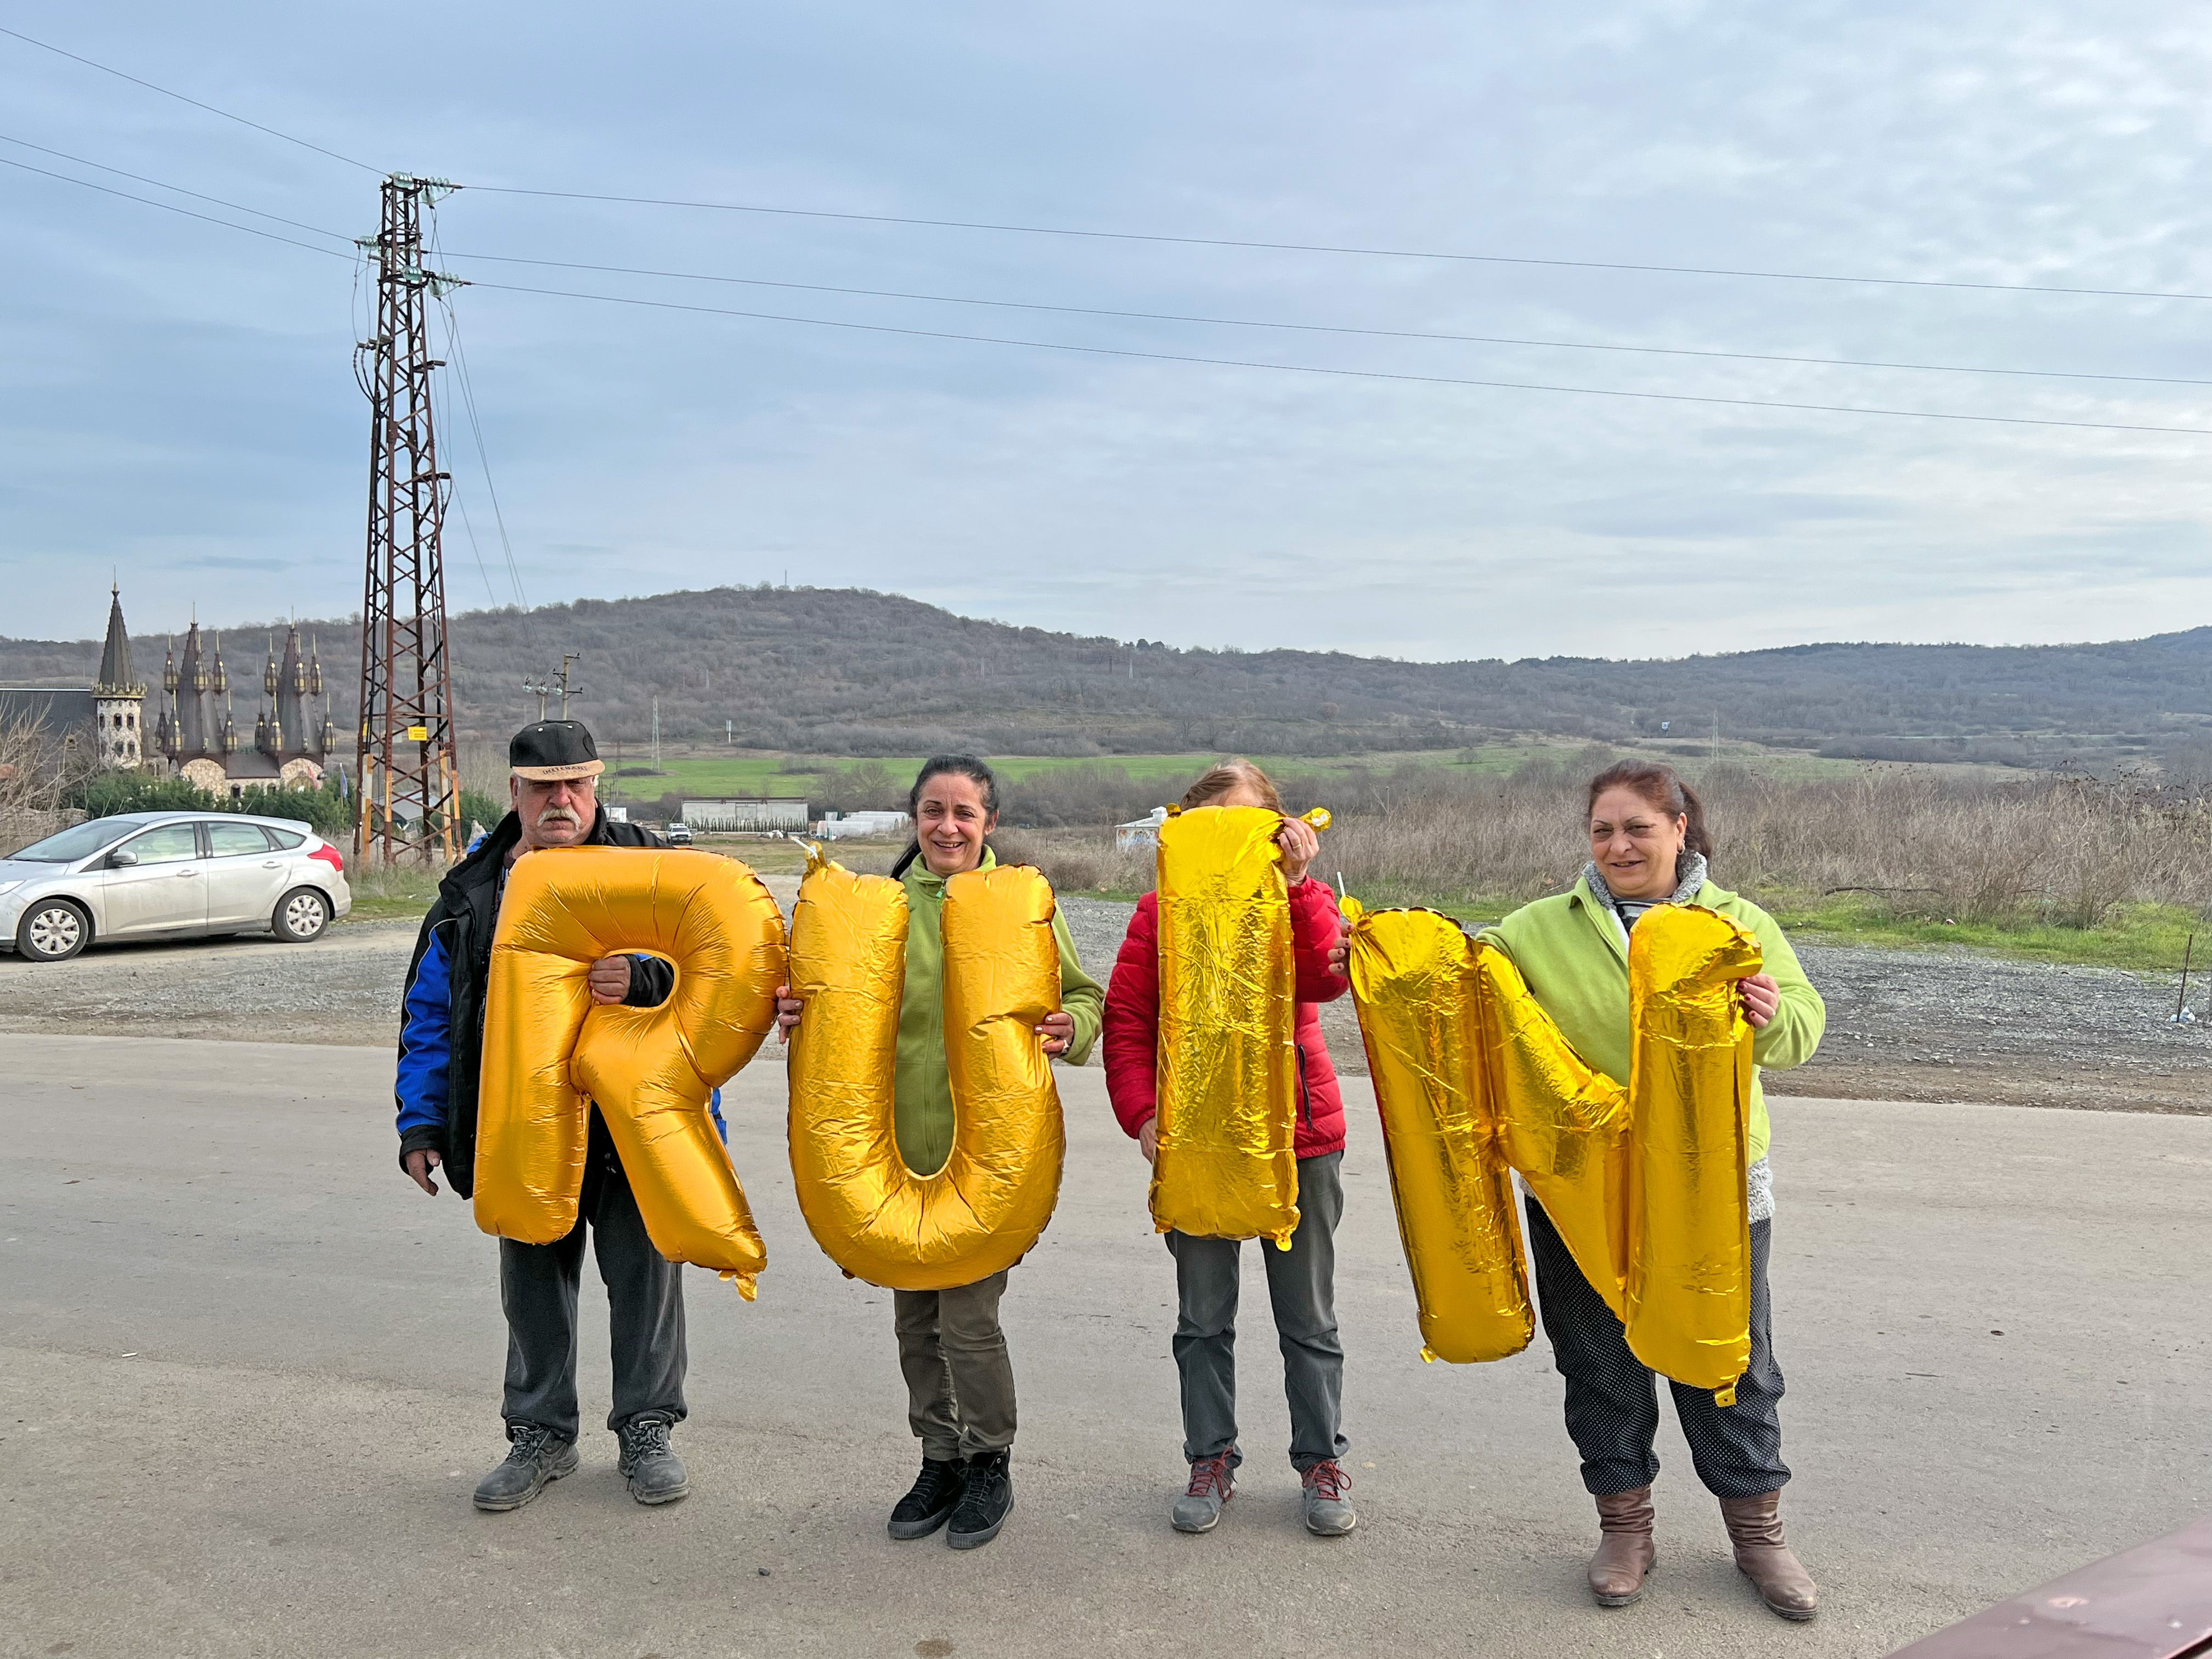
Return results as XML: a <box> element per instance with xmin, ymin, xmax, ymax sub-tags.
<box><xmin>535</xmin><ymin>805</ymin><xmax>584</xmax><ymax>828</ymax></box>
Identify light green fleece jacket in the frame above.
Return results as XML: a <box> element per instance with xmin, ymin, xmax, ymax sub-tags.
<box><xmin>1478</xmin><ymin>876</ymin><xmax>1825</xmax><ymax>1166</ymax></box>
<box><xmin>893</xmin><ymin>847</ymin><xmax>1104</xmax><ymax>1176</ymax></box>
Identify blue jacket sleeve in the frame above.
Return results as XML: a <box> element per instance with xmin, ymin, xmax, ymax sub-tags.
<box><xmin>396</xmin><ymin>927</ymin><xmax>454</xmax><ymax>1141</ymax></box>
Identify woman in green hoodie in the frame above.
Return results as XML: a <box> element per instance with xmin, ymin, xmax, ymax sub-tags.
<box><xmin>1486</xmin><ymin>760</ymin><xmax>1825</xmax><ymax>1621</ymax></box>
<box><xmin>775</xmin><ymin>755</ymin><xmax>1102</xmax><ymax>1551</ymax></box>
<box><xmin>1334</xmin><ymin>759</ymin><xmax>1825</xmax><ymax>1618</ymax></box>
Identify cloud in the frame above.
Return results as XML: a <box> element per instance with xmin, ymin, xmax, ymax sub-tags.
<box><xmin>0</xmin><ymin>1</ymin><xmax>2206</xmax><ymax>662</ymax></box>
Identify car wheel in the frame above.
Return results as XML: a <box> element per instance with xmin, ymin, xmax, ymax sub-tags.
<box><xmin>17</xmin><ymin>899</ymin><xmax>92</xmax><ymax>962</ymax></box>
<box><xmin>274</xmin><ymin>887</ymin><xmax>331</xmax><ymax>943</ymax></box>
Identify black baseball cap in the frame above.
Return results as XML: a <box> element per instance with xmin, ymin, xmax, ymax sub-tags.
<box><xmin>509</xmin><ymin>720</ymin><xmax>604</xmax><ymax>782</ymax></box>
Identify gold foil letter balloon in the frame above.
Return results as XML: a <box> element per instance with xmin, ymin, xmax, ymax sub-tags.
<box><xmin>473</xmin><ymin>846</ymin><xmax>787</xmax><ymax>1297</ymax></box>
<box><xmin>1475</xmin><ymin>941</ymin><xmax>1635</xmax><ymax>1319</ymax></box>
<box><xmin>786</xmin><ymin>854</ymin><xmax>1066</xmax><ymax>1291</ymax></box>
<box><xmin>1343</xmin><ymin>902</ymin><xmax>1532</xmax><ymax>1363</ymax></box>
<box><xmin>1149</xmin><ymin>805</ymin><xmax>1317</xmax><ymax>1248</ymax></box>
<box><xmin>1623</xmin><ymin>904</ymin><xmax>1763</xmax><ymax>1398</ymax></box>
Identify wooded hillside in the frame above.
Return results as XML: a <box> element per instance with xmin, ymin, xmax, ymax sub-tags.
<box><xmin>5</xmin><ymin>584</ymin><xmax>2207</xmax><ymax>766</ymax></box>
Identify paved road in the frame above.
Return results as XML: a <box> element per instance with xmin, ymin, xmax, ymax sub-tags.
<box><xmin>3</xmin><ymin>1035</ymin><xmax>2207</xmax><ymax>1659</ymax></box>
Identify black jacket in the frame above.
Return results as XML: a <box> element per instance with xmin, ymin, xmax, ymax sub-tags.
<box><xmin>395</xmin><ymin>807</ymin><xmax>671</xmax><ymax>1196</ymax></box>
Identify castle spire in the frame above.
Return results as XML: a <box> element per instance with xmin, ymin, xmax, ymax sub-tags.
<box><xmin>95</xmin><ymin>582</ymin><xmax>143</xmax><ymax>697</ymax></box>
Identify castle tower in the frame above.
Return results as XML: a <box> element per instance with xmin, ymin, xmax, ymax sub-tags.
<box><xmin>90</xmin><ymin>583</ymin><xmax>147</xmax><ymax>770</ymax></box>
<box><xmin>172</xmin><ymin>623</ymin><xmax>209</xmax><ymax>757</ymax></box>
<box><xmin>274</xmin><ymin>624</ymin><xmax>322</xmax><ymax>757</ymax></box>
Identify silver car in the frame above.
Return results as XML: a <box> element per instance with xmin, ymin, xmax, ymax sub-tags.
<box><xmin>0</xmin><ymin>810</ymin><xmax>354</xmax><ymax>963</ymax></box>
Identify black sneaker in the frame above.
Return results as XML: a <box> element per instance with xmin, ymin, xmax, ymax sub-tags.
<box><xmin>473</xmin><ymin>1423</ymin><xmax>579</xmax><ymax>1513</ymax></box>
<box><xmin>946</xmin><ymin>1449</ymin><xmax>1013</xmax><ymax>1550</ymax></box>
<box><xmin>616</xmin><ymin>1416</ymin><xmax>690</xmax><ymax>1506</ymax></box>
<box><xmin>888</xmin><ymin>1457</ymin><xmax>967</xmax><ymax>1541</ymax></box>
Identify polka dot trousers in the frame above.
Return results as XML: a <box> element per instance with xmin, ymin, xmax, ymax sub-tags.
<box><xmin>1525</xmin><ymin>1197</ymin><xmax>1788</xmax><ymax>1500</ymax></box>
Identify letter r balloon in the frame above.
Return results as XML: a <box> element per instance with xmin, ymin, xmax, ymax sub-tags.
<box><xmin>473</xmin><ymin>847</ymin><xmax>788</xmax><ymax>1297</ymax></box>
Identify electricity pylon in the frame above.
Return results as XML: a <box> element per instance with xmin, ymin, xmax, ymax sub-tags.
<box><xmin>353</xmin><ymin>173</ymin><xmax>466</xmax><ymax>864</ymax></box>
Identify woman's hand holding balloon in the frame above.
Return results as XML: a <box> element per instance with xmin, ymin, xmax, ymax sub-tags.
<box><xmin>1274</xmin><ymin>814</ymin><xmax>1321</xmax><ymax>884</ymax></box>
<box><xmin>1738</xmin><ymin>972</ymin><xmax>1779</xmax><ymax>1029</ymax></box>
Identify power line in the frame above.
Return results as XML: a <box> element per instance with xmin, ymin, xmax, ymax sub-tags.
<box><xmin>0</xmin><ymin>151</ymin><xmax>352</xmax><ymax>258</ymax></box>
<box><xmin>436</xmin><ymin>247</ymin><xmax>2212</xmax><ymax>388</ymax></box>
<box><xmin>0</xmin><ymin>132</ymin><xmax>356</xmax><ymax>243</ymax></box>
<box><xmin>16</xmin><ymin>121</ymin><xmax>2188</xmax><ymax>386</ymax></box>
<box><xmin>0</xmin><ymin>22</ymin><xmax>380</xmax><ymax>173</ymax></box>
<box><xmin>465</xmin><ymin>184</ymin><xmax>2212</xmax><ymax>304</ymax></box>
<box><xmin>429</xmin><ymin>218</ymin><xmax>532</xmax><ymax>619</ymax></box>
<box><xmin>1</xmin><ymin>21</ymin><xmax>2197</xmax><ymax>307</ymax></box>
<box><xmin>5</xmin><ymin>117</ymin><xmax>2201</xmax><ymax>436</ymax></box>
<box><xmin>465</xmin><ymin>276</ymin><xmax>2212</xmax><ymax>437</ymax></box>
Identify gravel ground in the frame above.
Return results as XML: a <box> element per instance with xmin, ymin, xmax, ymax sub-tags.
<box><xmin>3</xmin><ymin>890</ymin><xmax>2201</xmax><ymax>1114</ymax></box>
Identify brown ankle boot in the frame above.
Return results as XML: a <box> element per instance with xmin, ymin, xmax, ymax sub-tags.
<box><xmin>1588</xmin><ymin>1486</ymin><xmax>1656</xmax><ymax>1606</ymax></box>
<box><xmin>1719</xmin><ymin>1491</ymin><xmax>1817</xmax><ymax>1621</ymax></box>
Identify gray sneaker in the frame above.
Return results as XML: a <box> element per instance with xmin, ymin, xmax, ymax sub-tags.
<box><xmin>617</xmin><ymin>1416</ymin><xmax>690</xmax><ymax>1506</ymax></box>
<box><xmin>473</xmin><ymin>1423</ymin><xmax>579</xmax><ymax>1513</ymax></box>
<box><xmin>1172</xmin><ymin>1452</ymin><xmax>1235</xmax><ymax>1533</ymax></box>
<box><xmin>1301</xmin><ymin>1460</ymin><xmax>1356</xmax><ymax>1537</ymax></box>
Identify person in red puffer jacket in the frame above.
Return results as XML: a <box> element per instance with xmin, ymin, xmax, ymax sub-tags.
<box><xmin>1103</xmin><ymin>758</ymin><xmax>1357</xmax><ymax>1540</ymax></box>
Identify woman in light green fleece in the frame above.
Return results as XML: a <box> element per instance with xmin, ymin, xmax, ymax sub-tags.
<box><xmin>775</xmin><ymin>755</ymin><xmax>1101</xmax><ymax>1553</ymax></box>
<box><xmin>1483</xmin><ymin>760</ymin><xmax>1825</xmax><ymax>1621</ymax></box>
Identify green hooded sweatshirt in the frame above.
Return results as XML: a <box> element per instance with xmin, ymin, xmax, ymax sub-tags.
<box><xmin>893</xmin><ymin>847</ymin><xmax>1104</xmax><ymax>1175</ymax></box>
<box><xmin>1479</xmin><ymin>876</ymin><xmax>1825</xmax><ymax>1166</ymax></box>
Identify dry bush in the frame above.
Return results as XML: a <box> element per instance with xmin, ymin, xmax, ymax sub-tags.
<box><xmin>0</xmin><ymin>716</ymin><xmax>93</xmax><ymax>853</ymax></box>
<box><xmin>1010</xmin><ymin>758</ymin><xmax>2212</xmax><ymax>932</ymax></box>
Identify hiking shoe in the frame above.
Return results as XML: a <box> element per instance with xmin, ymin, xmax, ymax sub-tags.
<box><xmin>1172</xmin><ymin>1452</ymin><xmax>1235</xmax><ymax>1533</ymax></box>
<box><xmin>1301</xmin><ymin>1460</ymin><xmax>1357</xmax><ymax>1537</ymax></box>
<box><xmin>946</xmin><ymin>1449</ymin><xmax>1013</xmax><ymax>1549</ymax></box>
<box><xmin>473</xmin><ymin>1423</ymin><xmax>579</xmax><ymax>1513</ymax></box>
<box><xmin>888</xmin><ymin>1457</ymin><xmax>966</xmax><ymax>1541</ymax></box>
<box><xmin>616</xmin><ymin>1416</ymin><xmax>690</xmax><ymax>1506</ymax></box>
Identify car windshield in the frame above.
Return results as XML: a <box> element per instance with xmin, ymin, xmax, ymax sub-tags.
<box><xmin>7</xmin><ymin>817</ymin><xmax>141</xmax><ymax>862</ymax></box>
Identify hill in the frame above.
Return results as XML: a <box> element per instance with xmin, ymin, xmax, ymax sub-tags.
<box><xmin>4</xmin><ymin>585</ymin><xmax>2208</xmax><ymax>767</ymax></box>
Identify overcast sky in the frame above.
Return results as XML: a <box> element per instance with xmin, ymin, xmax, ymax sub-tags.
<box><xmin>2</xmin><ymin>2</ymin><xmax>2207</xmax><ymax>662</ymax></box>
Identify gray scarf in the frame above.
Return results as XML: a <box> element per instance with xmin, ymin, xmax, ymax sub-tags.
<box><xmin>1582</xmin><ymin>849</ymin><xmax>1708</xmax><ymax>922</ymax></box>
<box><xmin>1581</xmin><ymin>849</ymin><xmax>1773</xmax><ymax>1221</ymax></box>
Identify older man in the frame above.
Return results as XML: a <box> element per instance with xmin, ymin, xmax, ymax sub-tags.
<box><xmin>395</xmin><ymin>719</ymin><xmax>706</xmax><ymax>1513</ymax></box>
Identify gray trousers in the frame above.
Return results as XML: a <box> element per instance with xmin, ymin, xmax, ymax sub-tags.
<box><xmin>500</xmin><ymin>1110</ymin><xmax>687</xmax><ymax>1442</ymax></box>
<box><xmin>893</xmin><ymin>1269</ymin><xmax>1015</xmax><ymax>1461</ymax></box>
<box><xmin>1526</xmin><ymin>1196</ymin><xmax>1787</xmax><ymax>1499</ymax></box>
<box><xmin>1166</xmin><ymin>1149</ymin><xmax>1348</xmax><ymax>1472</ymax></box>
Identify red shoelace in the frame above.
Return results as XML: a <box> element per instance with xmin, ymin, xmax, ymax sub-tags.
<box><xmin>1303</xmin><ymin>1460</ymin><xmax>1350</xmax><ymax>1502</ymax></box>
<box><xmin>1186</xmin><ymin>1453</ymin><xmax>1233</xmax><ymax>1498</ymax></box>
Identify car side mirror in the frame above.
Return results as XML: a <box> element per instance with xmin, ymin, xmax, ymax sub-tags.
<box><xmin>108</xmin><ymin>848</ymin><xmax>139</xmax><ymax>868</ymax></box>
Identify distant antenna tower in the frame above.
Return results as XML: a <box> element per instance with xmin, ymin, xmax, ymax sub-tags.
<box><xmin>353</xmin><ymin>173</ymin><xmax>466</xmax><ymax>865</ymax></box>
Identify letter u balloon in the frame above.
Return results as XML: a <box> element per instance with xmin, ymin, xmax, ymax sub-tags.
<box><xmin>785</xmin><ymin>853</ymin><xmax>1066</xmax><ymax>1291</ymax></box>
<box><xmin>473</xmin><ymin>846</ymin><xmax>788</xmax><ymax>1297</ymax></box>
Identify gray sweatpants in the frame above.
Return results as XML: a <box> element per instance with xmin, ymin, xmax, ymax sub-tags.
<box><xmin>893</xmin><ymin>1269</ymin><xmax>1016</xmax><ymax>1461</ymax></box>
<box><xmin>499</xmin><ymin>1110</ymin><xmax>687</xmax><ymax>1442</ymax></box>
<box><xmin>1166</xmin><ymin>1150</ymin><xmax>1348</xmax><ymax>1473</ymax></box>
